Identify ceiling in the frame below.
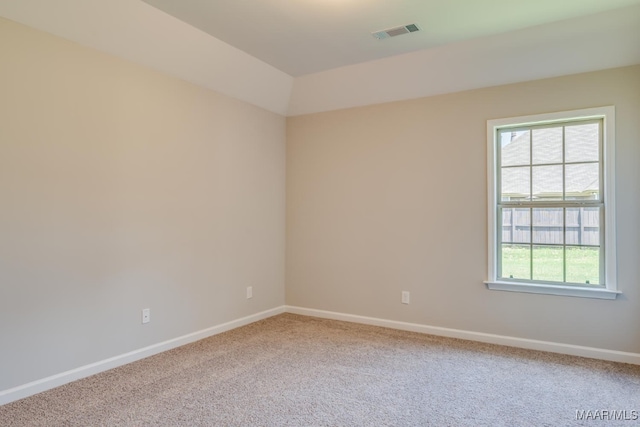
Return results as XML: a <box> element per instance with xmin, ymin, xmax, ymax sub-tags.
<box><xmin>141</xmin><ymin>0</ymin><xmax>640</xmax><ymax>77</ymax></box>
<box><xmin>0</xmin><ymin>0</ymin><xmax>639</xmax><ymax>115</ymax></box>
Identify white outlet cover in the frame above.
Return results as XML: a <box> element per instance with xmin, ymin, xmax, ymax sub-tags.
<box><xmin>142</xmin><ymin>308</ymin><xmax>150</xmax><ymax>324</ymax></box>
<box><xmin>247</xmin><ymin>286</ymin><xmax>253</xmax><ymax>299</ymax></box>
<box><xmin>401</xmin><ymin>291</ymin><xmax>410</xmax><ymax>304</ymax></box>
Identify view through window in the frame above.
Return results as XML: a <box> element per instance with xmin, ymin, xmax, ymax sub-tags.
<box><xmin>497</xmin><ymin>120</ymin><xmax>603</xmax><ymax>285</ymax></box>
<box><xmin>486</xmin><ymin>106</ymin><xmax>618</xmax><ymax>298</ymax></box>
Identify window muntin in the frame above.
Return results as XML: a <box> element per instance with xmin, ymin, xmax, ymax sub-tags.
<box><xmin>486</xmin><ymin>106</ymin><xmax>617</xmax><ymax>299</ymax></box>
<box><xmin>496</xmin><ymin>119</ymin><xmax>603</xmax><ymax>286</ymax></box>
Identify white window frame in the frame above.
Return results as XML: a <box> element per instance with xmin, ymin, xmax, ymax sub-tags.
<box><xmin>485</xmin><ymin>106</ymin><xmax>619</xmax><ymax>299</ymax></box>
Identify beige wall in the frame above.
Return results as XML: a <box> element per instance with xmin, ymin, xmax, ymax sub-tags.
<box><xmin>0</xmin><ymin>18</ymin><xmax>285</xmax><ymax>390</ymax></box>
<box><xmin>287</xmin><ymin>65</ymin><xmax>640</xmax><ymax>353</ymax></box>
<box><xmin>1</xmin><ymin>12</ymin><xmax>638</xmax><ymax>395</ymax></box>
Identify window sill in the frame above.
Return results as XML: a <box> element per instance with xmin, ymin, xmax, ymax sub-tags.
<box><xmin>484</xmin><ymin>281</ymin><xmax>621</xmax><ymax>300</ymax></box>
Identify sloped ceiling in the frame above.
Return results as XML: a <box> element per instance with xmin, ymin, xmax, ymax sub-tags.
<box><xmin>142</xmin><ymin>0</ymin><xmax>640</xmax><ymax>77</ymax></box>
<box><xmin>0</xmin><ymin>0</ymin><xmax>293</xmax><ymax>115</ymax></box>
<box><xmin>289</xmin><ymin>6</ymin><xmax>640</xmax><ymax>115</ymax></box>
<box><xmin>0</xmin><ymin>0</ymin><xmax>639</xmax><ymax>116</ymax></box>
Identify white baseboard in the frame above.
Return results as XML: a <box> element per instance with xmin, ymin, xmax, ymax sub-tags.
<box><xmin>285</xmin><ymin>305</ymin><xmax>640</xmax><ymax>365</ymax></box>
<box><xmin>0</xmin><ymin>306</ymin><xmax>286</xmax><ymax>406</ymax></box>
<box><xmin>4</xmin><ymin>304</ymin><xmax>638</xmax><ymax>406</ymax></box>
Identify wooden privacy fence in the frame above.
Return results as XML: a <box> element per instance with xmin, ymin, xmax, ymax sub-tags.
<box><xmin>502</xmin><ymin>207</ymin><xmax>599</xmax><ymax>246</ymax></box>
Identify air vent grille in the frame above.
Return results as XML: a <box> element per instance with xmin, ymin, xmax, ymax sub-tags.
<box><xmin>372</xmin><ymin>23</ymin><xmax>420</xmax><ymax>40</ymax></box>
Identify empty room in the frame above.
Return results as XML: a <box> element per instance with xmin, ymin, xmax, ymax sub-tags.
<box><xmin>1</xmin><ymin>0</ymin><xmax>639</xmax><ymax>425</ymax></box>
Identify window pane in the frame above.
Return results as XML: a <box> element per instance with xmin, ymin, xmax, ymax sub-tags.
<box><xmin>501</xmin><ymin>166</ymin><xmax>530</xmax><ymax>201</ymax></box>
<box><xmin>501</xmin><ymin>244</ymin><xmax>530</xmax><ymax>280</ymax></box>
<box><xmin>532</xmin><ymin>127</ymin><xmax>562</xmax><ymax>165</ymax></box>
<box><xmin>501</xmin><ymin>208</ymin><xmax>530</xmax><ymax>244</ymax></box>
<box><xmin>566</xmin><ymin>207</ymin><xmax>600</xmax><ymax>246</ymax></box>
<box><xmin>565</xmin><ymin>163</ymin><xmax>599</xmax><ymax>200</ymax></box>
<box><xmin>566</xmin><ymin>246</ymin><xmax>600</xmax><ymax>285</ymax></box>
<box><xmin>532</xmin><ymin>245</ymin><xmax>563</xmax><ymax>282</ymax></box>
<box><xmin>532</xmin><ymin>165</ymin><xmax>562</xmax><ymax>200</ymax></box>
<box><xmin>532</xmin><ymin>208</ymin><xmax>563</xmax><ymax>244</ymax></box>
<box><xmin>501</xmin><ymin>130</ymin><xmax>530</xmax><ymax>167</ymax></box>
<box><xmin>566</xmin><ymin>123</ymin><xmax>599</xmax><ymax>163</ymax></box>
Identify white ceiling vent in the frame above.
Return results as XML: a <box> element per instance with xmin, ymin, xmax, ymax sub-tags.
<box><xmin>372</xmin><ymin>23</ymin><xmax>420</xmax><ymax>40</ymax></box>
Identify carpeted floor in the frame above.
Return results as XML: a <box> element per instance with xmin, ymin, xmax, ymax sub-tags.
<box><xmin>1</xmin><ymin>313</ymin><xmax>639</xmax><ymax>426</ymax></box>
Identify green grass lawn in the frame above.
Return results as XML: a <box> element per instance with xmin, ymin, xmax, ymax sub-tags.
<box><xmin>501</xmin><ymin>245</ymin><xmax>600</xmax><ymax>285</ymax></box>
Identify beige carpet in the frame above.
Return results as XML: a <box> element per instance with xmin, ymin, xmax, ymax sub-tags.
<box><xmin>1</xmin><ymin>313</ymin><xmax>639</xmax><ymax>426</ymax></box>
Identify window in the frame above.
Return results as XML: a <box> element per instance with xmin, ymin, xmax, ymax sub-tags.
<box><xmin>486</xmin><ymin>107</ymin><xmax>618</xmax><ymax>299</ymax></box>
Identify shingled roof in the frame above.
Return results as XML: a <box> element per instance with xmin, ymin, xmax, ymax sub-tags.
<box><xmin>500</xmin><ymin>122</ymin><xmax>599</xmax><ymax>199</ymax></box>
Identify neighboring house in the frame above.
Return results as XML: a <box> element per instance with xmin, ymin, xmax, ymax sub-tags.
<box><xmin>501</xmin><ymin>123</ymin><xmax>599</xmax><ymax>201</ymax></box>
<box><xmin>500</xmin><ymin>123</ymin><xmax>600</xmax><ymax>246</ymax></box>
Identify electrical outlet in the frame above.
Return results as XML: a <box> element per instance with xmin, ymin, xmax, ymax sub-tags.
<box><xmin>401</xmin><ymin>291</ymin><xmax>410</xmax><ymax>304</ymax></box>
<box><xmin>246</xmin><ymin>286</ymin><xmax>253</xmax><ymax>299</ymax></box>
<box><xmin>142</xmin><ymin>308</ymin><xmax>150</xmax><ymax>324</ymax></box>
